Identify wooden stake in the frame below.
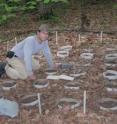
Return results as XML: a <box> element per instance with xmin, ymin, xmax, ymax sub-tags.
<box><xmin>76</xmin><ymin>34</ymin><xmax>81</xmax><ymax>47</ymax></box>
<box><xmin>15</xmin><ymin>37</ymin><xmax>17</xmax><ymax>45</ymax></box>
<box><xmin>56</xmin><ymin>31</ymin><xmax>58</xmax><ymax>45</ymax></box>
<box><xmin>7</xmin><ymin>41</ymin><xmax>9</xmax><ymax>52</ymax></box>
<box><xmin>100</xmin><ymin>31</ymin><xmax>103</xmax><ymax>42</ymax></box>
<box><xmin>83</xmin><ymin>90</ymin><xmax>86</xmax><ymax>114</ymax></box>
<box><xmin>20</xmin><ymin>36</ymin><xmax>22</xmax><ymax>41</ymax></box>
<box><xmin>37</xmin><ymin>93</ymin><xmax>42</xmax><ymax>115</ymax></box>
<box><xmin>78</xmin><ymin>34</ymin><xmax>81</xmax><ymax>42</ymax></box>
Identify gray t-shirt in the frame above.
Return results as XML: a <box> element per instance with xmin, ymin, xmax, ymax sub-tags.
<box><xmin>11</xmin><ymin>35</ymin><xmax>53</xmax><ymax>75</ymax></box>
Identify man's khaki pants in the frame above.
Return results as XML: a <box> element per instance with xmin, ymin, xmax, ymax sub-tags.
<box><xmin>5</xmin><ymin>56</ymin><xmax>40</xmax><ymax>80</ymax></box>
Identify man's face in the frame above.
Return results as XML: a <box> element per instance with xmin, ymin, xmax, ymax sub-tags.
<box><xmin>37</xmin><ymin>31</ymin><xmax>49</xmax><ymax>41</ymax></box>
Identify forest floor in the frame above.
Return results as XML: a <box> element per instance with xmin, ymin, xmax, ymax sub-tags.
<box><xmin>0</xmin><ymin>32</ymin><xmax>117</xmax><ymax>124</ymax></box>
<box><xmin>0</xmin><ymin>1</ymin><xmax>117</xmax><ymax>124</ymax></box>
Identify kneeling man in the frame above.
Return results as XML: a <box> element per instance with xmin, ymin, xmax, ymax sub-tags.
<box><xmin>5</xmin><ymin>24</ymin><xmax>54</xmax><ymax>80</ymax></box>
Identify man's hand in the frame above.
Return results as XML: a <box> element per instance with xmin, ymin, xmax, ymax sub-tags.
<box><xmin>28</xmin><ymin>74</ymin><xmax>36</xmax><ymax>80</ymax></box>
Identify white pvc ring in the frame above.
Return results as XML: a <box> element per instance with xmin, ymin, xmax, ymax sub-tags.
<box><xmin>2</xmin><ymin>80</ymin><xmax>16</xmax><ymax>91</ymax></box>
<box><xmin>106</xmin><ymin>48</ymin><xmax>116</xmax><ymax>52</ymax></box>
<box><xmin>106</xmin><ymin>85</ymin><xmax>117</xmax><ymax>92</ymax></box>
<box><xmin>83</xmin><ymin>49</ymin><xmax>93</xmax><ymax>52</ymax></box>
<box><xmin>105</xmin><ymin>53</ymin><xmax>117</xmax><ymax>62</ymax></box>
<box><xmin>21</xmin><ymin>94</ymin><xmax>38</xmax><ymax>107</ymax></box>
<box><xmin>64</xmin><ymin>83</ymin><xmax>80</xmax><ymax>90</ymax></box>
<box><xmin>57</xmin><ymin>50</ymin><xmax>69</xmax><ymax>58</ymax></box>
<box><xmin>59</xmin><ymin>45</ymin><xmax>72</xmax><ymax>51</ymax></box>
<box><xmin>105</xmin><ymin>63</ymin><xmax>116</xmax><ymax>67</ymax></box>
<box><xmin>103</xmin><ymin>70</ymin><xmax>117</xmax><ymax>80</ymax></box>
<box><xmin>45</xmin><ymin>69</ymin><xmax>57</xmax><ymax>75</ymax></box>
<box><xmin>98</xmin><ymin>98</ymin><xmax>117</xmax><ymax>111</ymax></box>
<box><xmin>106</xmin><ymin>87</ymin><xmax>117</xmax><ymax>92</ymax></box>
<box><xmin>70</xmin><ymin>72</ymin><xmax>86</xmax><ymax>78</ymax></box>
<box><xmin>58</xmin><ymin>98</ymin><xmax>81</xmax><ymax>109</ymax></box>
<box><xmin>33</xmin><ymin>79</ymin><xmax>49</xmax><ymax>89</ymax></box>
<box><xmin>80</xmin><ymin>53</ymin><xmax>94</xmax><ymax>60</ymax></box>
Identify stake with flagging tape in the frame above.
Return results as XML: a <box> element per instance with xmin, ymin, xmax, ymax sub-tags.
<box><xmin>37</xmin><ymin>93</ymin><xmax>42</xmax><ymax>115</ymax></box>
<box><xmin>83</xmin><ymin>90</ymin><xmax>86</xmax><ymax>114</ymax></box>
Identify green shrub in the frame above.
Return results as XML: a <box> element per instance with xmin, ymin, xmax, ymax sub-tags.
<box><xmin>0</xmin><ymin>0</ymin><xmax>68</xmax><ymax>25</ymax></box>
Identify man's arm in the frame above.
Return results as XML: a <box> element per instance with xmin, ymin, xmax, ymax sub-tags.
<box><xmin>24</xmin><ymin>41</ymin><xmax>33</xmax><ymax>76</ymax></box>
<box><xmin>43</xmin><ymin>41</ymin><xmax>53</xmax><ymax>68</ymax></box>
